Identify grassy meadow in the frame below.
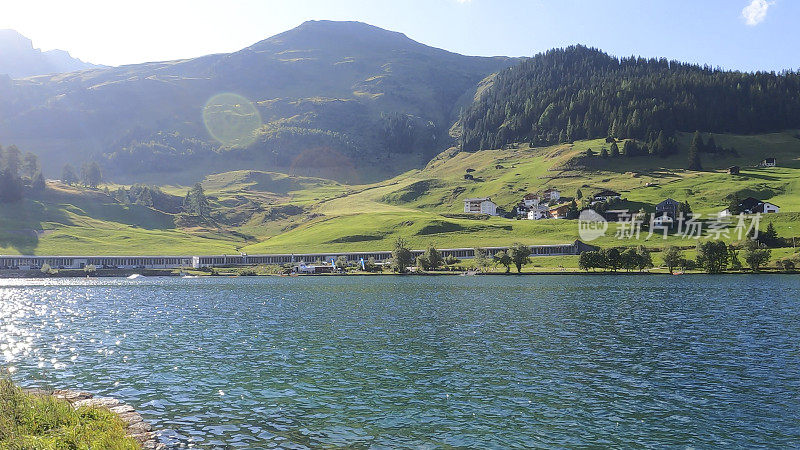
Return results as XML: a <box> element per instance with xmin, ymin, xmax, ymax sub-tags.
<box><xmin>1</xmin><ymin>131</ymin><xmax>799</xmax><ymax>270</ymax></box>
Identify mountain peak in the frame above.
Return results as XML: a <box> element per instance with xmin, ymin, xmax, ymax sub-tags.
<box><xmin>0</xmin><ymin>29</ymin><xmax>100</xmax><ymax>78</ymax></box>
<box><xmin>294</xmin><ymin>20</ymin><xmax>409</xmax><ymax>37</ymax></box>
<box><xmin>0</xmin><ymin>29</ymin><xmax>34</xmax><ymax>51</ymax></box>
<box><xmin>247</xmin><ymin>20</ymin><xmax>419</xmax><ymax>53</ymax></box>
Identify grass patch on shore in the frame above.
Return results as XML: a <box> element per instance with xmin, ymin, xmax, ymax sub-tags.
<box><xmin>0</xmin><ymin>379</ymin><xmax>138</xmax><ymax>449</ymax></box>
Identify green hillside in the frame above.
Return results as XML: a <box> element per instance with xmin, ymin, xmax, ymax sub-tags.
<box><xmin>2</xmin><ymin>131</ymin><xmax>799</xmax><ymax>258</ymax></box>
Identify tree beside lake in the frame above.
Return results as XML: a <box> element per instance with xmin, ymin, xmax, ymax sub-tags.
<box><xmin>508</xmin><ymin>243</ymin><xmax>531</xmax><ymax>273</ymax></box>
<box><xmin>493</xmin><ymin>250</ymin><xmax>512</xmax><ymax>273</ymax></box>
<box><xmin>661</xmin><ymin>246</ymin><xmax>684</xmax><ymax>273</ymax></box>
<box><xmin>391</xmin><ymin>238</ymin><xmax>414</xmax><ymax>273</ymax></box>
<box><xmin>696</xmin><ymin>241</ymin><xmax>728</xmax><ymax>274</ymax></box>
<box><xmin>742</xmin><ymin>239</ymin><xmax>771</xmax><ymax>272</ymax></box>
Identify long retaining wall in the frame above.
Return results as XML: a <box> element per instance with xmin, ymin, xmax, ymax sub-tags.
<box><xmin>0</xmin><ymin>240</ymin><xmax>598</xmax><ymax>271</ymax></box>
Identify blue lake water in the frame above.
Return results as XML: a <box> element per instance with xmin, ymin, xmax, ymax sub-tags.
<box><xmin>1</xmin><ymin>275</ymin><xmax>799</xmax><ymax>448</ymax></box>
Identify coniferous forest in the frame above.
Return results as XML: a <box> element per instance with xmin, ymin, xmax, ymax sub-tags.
<box><xmin>459</xmin><ymin>45</ymin><xmax>800</xmax><ymax>152</ymax></box>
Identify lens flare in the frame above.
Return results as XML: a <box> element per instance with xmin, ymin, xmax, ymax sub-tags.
<box><xmin>203</xmin><ymin>93</ymin><xmax>262</xmax><ymax>147</ymax></box>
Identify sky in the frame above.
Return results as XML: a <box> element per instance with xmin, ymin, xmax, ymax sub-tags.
<box><xmin>0</xmin><ymin>0</ymin><xmax>798</xmax><ymax>72</ymax></box>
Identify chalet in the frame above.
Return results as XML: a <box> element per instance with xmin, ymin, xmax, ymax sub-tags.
<box><xmin>527</xmin><ymin>208</ymin><xmax>550</xmax><ymax>220</ymax></box>
<box><xmin>549</xmin><ymin>204</ymin><xmax>572</xmax><ymax>219</ymax></box>
<box><xmin>655</xmin><ymin>198</ymin><xmax>680</xmax><ymax>219</ymax></box>
<box><xmin>719</xmin><ymin>197</ymin><xmax>780</xmax><ymax>216</ymax></box>
<box><xmin>542</xmin><ymin>188</ymin><xmax>561</xmax><ymax>202</ymax></box>
<box><xmin>754</xmin><ymin>201</ymin><xmax>780</xmax><ymax>214</ymax></box>
<box><xmin>728</xmin><ymin>166</ymin><xmax>740</xmax><ymax>175</ymax></box>
<box><xmin>593</xmin><ymin>189</ymin><xmax>621</xmax><ymax>203</ymax></box>
<box><xmin>464</xmin><ymin>197</ymin><xmax>498</xmax><ymax>216</ymax></box>
<box><xmin>523</xmin><ymin>193</ymin><xmax>541</xmax><ymax>208</ymax></box>
<box><xmin>760</xmin><ymin>158</ymin><xmax>776</xmax><ymax>168</ymax></box>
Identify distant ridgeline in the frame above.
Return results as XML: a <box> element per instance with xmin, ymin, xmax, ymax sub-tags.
<box><xmin>459</xmin><ymin>46</ymin><xmax>800</xmax><ymax>152</ymax></box>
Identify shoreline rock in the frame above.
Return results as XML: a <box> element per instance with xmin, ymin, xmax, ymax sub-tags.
<box><xmin>25</xmin><ymin>388</ymin><xmax>164</xmax><ymax>449</ymax></box>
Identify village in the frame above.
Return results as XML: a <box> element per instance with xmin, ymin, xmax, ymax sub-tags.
<box><xmin>463</xmin><ymin>157</ymin><xmax>782</xmax><ymax>224</ymax></box>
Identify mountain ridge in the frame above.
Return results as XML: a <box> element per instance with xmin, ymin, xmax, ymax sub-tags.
<box><xmin>0</xmin><ymin>29</ymin><xmax>101</xmax><ymax>78</ymax></box>
<box><xmin>0</xmin><ymin>21</ymin><xmax>515</xmax><ymax>183</ymax></box>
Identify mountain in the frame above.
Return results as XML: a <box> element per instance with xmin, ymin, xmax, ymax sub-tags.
<box><xmin>458</xmin><ymin>45</ymin><xmax>800</xmax><ymax>152</ymax></box>
<box><xmin>0</xmin><ymin>21</ymin><xmax>514</xmax><ymax>183</ymax></box>
<box><xmin>0</xmin><ymin>29</ymin><xmax>100</xmax><ymax>78</ymax></box>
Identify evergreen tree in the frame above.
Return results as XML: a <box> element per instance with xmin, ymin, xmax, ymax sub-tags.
<box><xmin>679</xmin><ymin>201</ymin><xmax>693</xmax><ymax>216</ymax></box>
<box><xmin>652</xmin><ymin>130</ymin><xmax>666</xmax><ymax>156</ymax></box>
<box><xmin>61</xmin><ymin>164</ymin><xmax>79</xmax><ymax>185</ymax></box>
<box><xmin>32</xmin><ymin>172</ymin><xmax>46</xmax><ymax>191</ymax></box>
<box><xmin>82</xmin><ymin>161</ymin><xmax>102</xmax><ymax>188</ymax></box>
<box><xmin>0</xmin><ymin>167</ymin><xmax>23</xmax><ymax>203</ymax></box>
<box><xmin>1</xmin><ymin>145</ymin><xmax>21</xmax><ymax>176</ymax></box>
<box><xmin>690</xmin><ymin>131</ymin><xmax>705</xmax><ymax>152</ymax></box>
<box><xmin>600</xmin><ymin>147</ymin><xmax>609</xmax><ymax>158</ymax></box>
<box><xmin>610</xmin><ymin>142</ymin><xmax>620</xmax><ymax>157</ymax></box>
<box><xmin>183</xmin><ymin>183</ymin><xmax>210</xmax><ymax>217</ymax></box>
<box><xmin>21</xmin><ymin>153</ymin><xmax>39</xmax><ymax>180</ymax></box>
<box><xmin>622</xmin><ymin>140</ymin><xmax>637</xmax><ymax>157</ymax></box>
<box><xmin>759</xmin><ymin>222</ymin><xmax>779</xmax><ymax>247</ymax></box>
<box><xmin>706</xmin><ymin>135</ymin><xmax>717</xmax><ymax>153</ymax></box>
<box><xmin>687</xmin><ymin>135</ymin><xmax>702</xmax><ymax>170</ymax></box>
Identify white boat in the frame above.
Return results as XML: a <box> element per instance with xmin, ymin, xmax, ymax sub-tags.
<box><xmin>126</xmin><ymin>274</ymin><xmax>145</xmax><ymax>280</ymax></box>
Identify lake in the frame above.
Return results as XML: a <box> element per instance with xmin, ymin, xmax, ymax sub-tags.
<box><xmin>1</xmin><ymin>275</ymin><xmax>799</xmax><ymax>448</ymax></box>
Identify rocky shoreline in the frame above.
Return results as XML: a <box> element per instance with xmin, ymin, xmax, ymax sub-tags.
<box><xmin>24</xmin><ymin>388</ymin><xmax>164</xmax><ymax>449</ymax></box>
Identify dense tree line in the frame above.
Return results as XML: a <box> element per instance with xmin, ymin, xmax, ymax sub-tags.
<box><xmin>0</xmin><ymin>144</ymin><xmax>45</xmax><ymax>203</ymax></box>
<box><xmin>379</xmin><ymin>112</ymin><xmax>438</xmax><ymax>155</ymax></box>
<box><xmin>459</xmin><ymin>45</ymin><xmax>800</xmax><ymax>151</ymax></box>
<box><xmin>579</xmin><ymin>246</ymin><xmax>653</xmax><ymax>272</ymax></box>
<box><xmin>104</xmin><ymin>131</ymin><xmax>217</xmax><ymax>176</ymax></box>
<box><xmin>105</xmin><ymin>184</ymin><xmax>181</xmax><ymax>212</ymax></box>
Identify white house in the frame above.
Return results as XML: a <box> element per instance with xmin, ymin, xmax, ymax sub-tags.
<box><xmin>527</xmin><ymin>207</ymin><xmax>550</xmax><ymax>220</ymax></box>
<box><xmin>760</xmin><ymin>158</ymin><xmax>776</xmax><ymax>168</ymax></box>
<box><xmin>719</xmin><ymin>197</ymin><xmax>780</xmax><ymax>217</ymax></box>
<box><xmin>757</xmin><ymin>202</ymin><xmax>780</xmax><ymax>214</ymax></box>
<box><xmin>464</xmin><ymin>198</ymin><xmax>498</xmax><ymax>216</ymax></box>
<box><xmin>523</xmin><ymin>193</ymin><xmax>540</xmax><ymax>208</ymax></box>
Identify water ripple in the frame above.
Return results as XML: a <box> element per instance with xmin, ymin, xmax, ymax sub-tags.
<box><xmin>1</xmin><ymin>275</ymin><xmax>799</xmax><ymax>447</ymax></box>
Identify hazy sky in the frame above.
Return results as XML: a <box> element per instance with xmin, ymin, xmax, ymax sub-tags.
<box><xmin>1</xmin><ymin>0</ymin><xmax>797</xmax><ymax>72</ymax></box>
